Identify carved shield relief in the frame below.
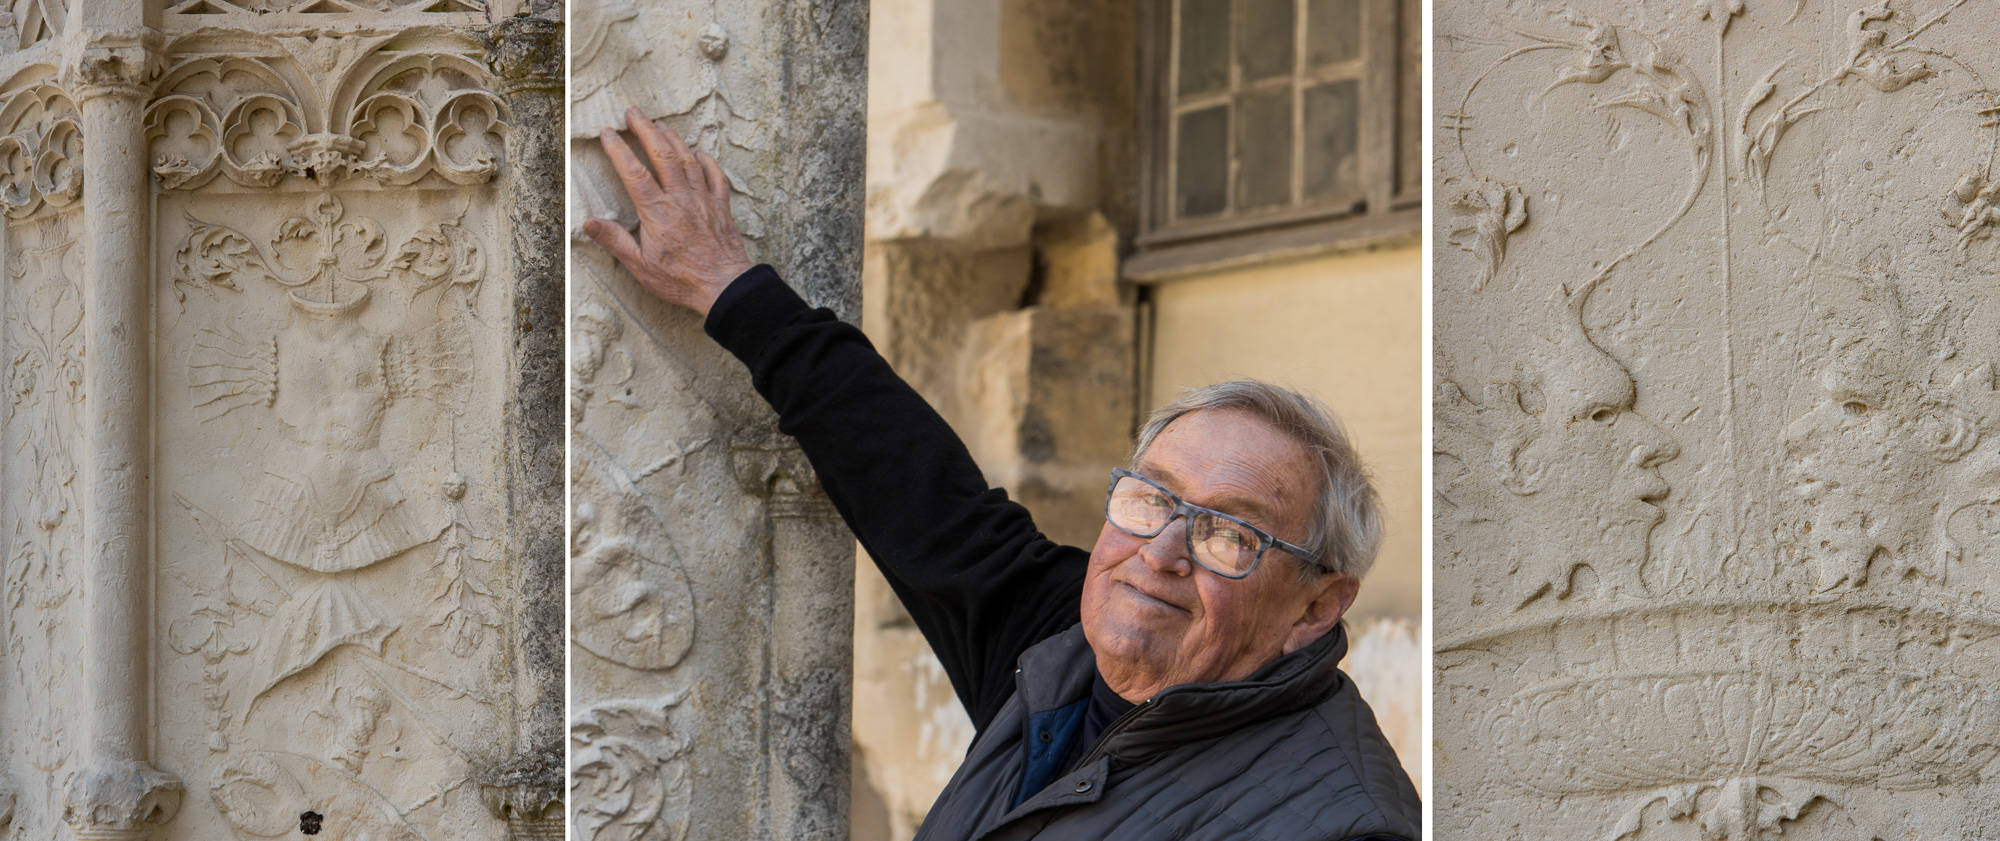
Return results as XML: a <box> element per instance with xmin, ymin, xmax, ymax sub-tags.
<box><xmin>1435</xmin><ymin>0</ymin><xmax>2000</xmax><ymax>837</ymax></box>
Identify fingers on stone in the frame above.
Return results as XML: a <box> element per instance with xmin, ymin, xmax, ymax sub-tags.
<box><xmin>584</xmin><ymin>217</ymin><xmax>643</xmax><ymax>268</ymax></box>
<box><xmin>696</xmin><ymin>150</ymin><xmax>730</xmax><ymax>210</ymax></box>
<box><xmin>600</xmin><ymin>129</ymin><xmax>662</xmax><ymax>201</ymax></box>
<box><xmin>630</xmin><ymin>116</ymin><xmax>688</xmax><ymax>192</ymax></box>
<box><xmin>659</xmin><ymin>122</ymin><xmax>705</xmax><ymax>191</ymax></box>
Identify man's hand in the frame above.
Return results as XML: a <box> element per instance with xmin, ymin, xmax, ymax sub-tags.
<box><xmin>583</xmin><ymin>106</ymin><xmax>754</xmax><ymax>318</ymax></box>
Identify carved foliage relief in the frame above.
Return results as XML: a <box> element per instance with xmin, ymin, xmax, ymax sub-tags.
<box><xmin>142</xmin><ymin>32</ymin><xmax>513</xmax><ymax>841</ymax></box>
<box><xmin>567</xmin><ymin>0</ymin><xmax>776</xmax><ymax>244</ymax></box>
<box><xmin>1435</xmin><ymin>0</ymin><xmax>2000</xmax><ymax>836</ymax></box>
<box><xmin>1</xmin><ymin>209</ymin><xmax>84</xmax><ymax>836</ymax></box>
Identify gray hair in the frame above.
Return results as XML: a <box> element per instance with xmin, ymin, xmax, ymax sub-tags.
<box><xmin>1132</xmin><ymin>381</ymin><xmax>1383</xmax><ymax>583</ymax></box>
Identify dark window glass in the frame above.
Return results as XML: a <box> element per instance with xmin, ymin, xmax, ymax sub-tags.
<box><xmin>1307</xmin><ymin>0</ymin><xmax>1360</xmax><ymax>66</ymax></box>
<box><xmin>1240</xmin><ymin>0</ymin><xmax>1296</xmax><ymax>82</ymax></box>
<box><xmin>1176</xmin><ymin>105</ymin><xmax>1230</xmax><ymax>218</ymax></box>
<box><xmin>1178</xmin><ymin>0</ymin><xmax>1231</xmax><ymax>96</ymax></box>
<box><xmin>1304</xmin><ymin>79</ymin><xmax>1359</xmax><ymax>199</ymax></box>
<box><xmin>1236</xmin><ymin>89</ymin><xmax>1293</xmax><ymax>210</ymax></box>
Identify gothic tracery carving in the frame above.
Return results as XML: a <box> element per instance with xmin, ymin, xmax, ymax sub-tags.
<box><xmin>146</xmin><ymin>44</ymin><xmax>508</xmax><ymax>191</ymax></box>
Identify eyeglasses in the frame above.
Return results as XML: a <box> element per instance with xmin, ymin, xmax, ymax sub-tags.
<box><xmin>1103</xmin><ymin>468</ymin><xmax>1324</xmax><ymax>579</ymax></box>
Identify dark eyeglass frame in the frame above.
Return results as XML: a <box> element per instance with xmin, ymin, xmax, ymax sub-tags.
<box><xmin>1103</xmin><ymin>467</ymin><xmax>1325</xmax><ymax>579</ymax></box>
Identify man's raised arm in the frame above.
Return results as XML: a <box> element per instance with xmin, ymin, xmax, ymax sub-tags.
<box><xmin>583</xmin><ymin>108</ymin><xmax>1086</xmax><ymax>731</ymax></box>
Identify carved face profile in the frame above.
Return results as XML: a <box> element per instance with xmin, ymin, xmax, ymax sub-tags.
<box><xmin>1442</xmin><ymin>284</ymin><xmax>1679</xmax><ymax>607</ymax></box>
<box><xmin>1783</xmin><ymin>292</ymin><xmax>1983</xmax><ymax>593</ymax></box>
<box><xmin>1503</xmin><ymin>335</ymin><xmax>1678</xmax><ymax>603</ymax></box>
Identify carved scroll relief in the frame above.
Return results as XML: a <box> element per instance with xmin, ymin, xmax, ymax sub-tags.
<box><xmin>1436</xmin><ymin>0</ymin><xmax>2000</xmax><ymax>836</ymax></box>
<box><xmin>568</xmin><ymin>0</ymin><xmax>772</xmax><ymax>244</ymax></box>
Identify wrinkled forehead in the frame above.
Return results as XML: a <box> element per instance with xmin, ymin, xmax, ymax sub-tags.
<box><xmin>1137</xmin><ymin>409</ymin><xmax>1317</xmax><ymax>527</ymax></box>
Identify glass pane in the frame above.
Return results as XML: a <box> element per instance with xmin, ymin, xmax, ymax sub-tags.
<box><xmin>1304</xmin><ymin>79</ymin><xmax>1359</xmax><ymax>200</ymax></box>
<box><xmin>1240</xmin><ymin>0</ymin><xmax>1296</xmax><ymax>83</ymax></box>
<box><xmin>1178</xmin><ymin>0</ymin><xmax>1231</xmax><ymax>97</ymax></box>
<box><xmin>1236</xmin><ymin>89</ymin><xmax>1292</xmax><ymax>210</ymax></box>
<box><xmin>1176</xmin><ymin>105</ymin><xmax>1230</xmax><ymax>219</ymax></box>
<box><xmin>1308</xmin><ymin>0</ymin><xmax>1360</xmax><ymax>66</ymax></box>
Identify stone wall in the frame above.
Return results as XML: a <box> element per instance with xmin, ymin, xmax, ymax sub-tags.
<box><xmin>1435</xmin><ymin>0</ymin><xmax>2000</xmax><ymax>836</ymax></box>
<box><xmin>0</xmin><ymin>3</ymin><xmax>565</xmax><ymax>841</ymax></box>
<box><xmin>566</xmin><ymin>0</ymin><xmax>867</xmax><ymax>839</ymax></box>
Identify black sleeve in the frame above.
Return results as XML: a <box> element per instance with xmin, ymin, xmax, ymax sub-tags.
<box><xmin>705</xmin><ymin>265</ymin><xmax>1089</xmax><ymax>732</ymax></box>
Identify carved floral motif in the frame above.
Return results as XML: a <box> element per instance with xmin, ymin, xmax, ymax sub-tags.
<box><xmin>570</xmin><ymin>696</ymin><xmax>691</xmax><ymax>841</ymax></box>
<box><xmin>209</xmin><ymin>752</ymin><xmax>419</xmax><ymax>841</ymax></box>
<box><xmin>1438</xmin><ymin>2</ymin><xmax>2000</xmax><ymax>835</ymax></box>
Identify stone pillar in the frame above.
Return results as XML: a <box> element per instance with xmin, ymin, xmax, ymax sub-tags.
<box><xmin>481</xmin><ymin>14</ymin><xmax>566</xmax><ymax>841</ymax></box>
<box><xmin>1435</xmin><ymin>1</ymin><xmax>2000</xmax><ymax>837</ymax></box>
<box><xmin>567</xmin><ymin>0</ymin><xmax>866</xmax><ymax>838</ymax></box>
<box><xmin>65</xmin><ymin>23</ymin><xmax>188</xmax><ymax>841</ymax></box>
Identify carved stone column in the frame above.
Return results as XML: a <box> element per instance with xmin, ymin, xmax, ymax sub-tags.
<box><xmin>64</xmin><ymin>27</ymin><xmax>187</xmax><ymax>841</ymax></box>
<box><xmin>568</xmin><ymin>0</ymin><xmax>866</xmax><ymax>838</ymax></box>
<box><xmin>482</xmin><ymin>14</ymin><xmax>565</xmax><ymax>841</ymax></box>
<box><xmin>733</xmin><ymin>443</ymin><xmax>853</xmax><ymax>841</ymax></box>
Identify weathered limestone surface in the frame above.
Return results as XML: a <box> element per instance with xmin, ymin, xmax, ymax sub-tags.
<box><xmin>0</xmin><ymin>3</ymin><xmax>564</xmax><ymax>840</ymax></box>
<box><xmin>1435</xmin><ymin>0</ymin><xmax>2000</xmax><ymax>836</ymax></box>
<box><xmin>567</xmin><ymin>0</ymin><xmax>866</xmax><ymax>840</ymax></box>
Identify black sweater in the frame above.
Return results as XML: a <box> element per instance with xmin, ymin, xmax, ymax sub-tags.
<box><xmin>705</xmin><ymin>265</ymin><xmax>1089</xmax><ymax>733</ymax></box>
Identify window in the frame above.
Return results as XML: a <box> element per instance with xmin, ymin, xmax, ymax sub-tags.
<box><xmin>1132</xmin><ymin>0</ymin><xmax>1419</xmax><ymax>277</ymax></box>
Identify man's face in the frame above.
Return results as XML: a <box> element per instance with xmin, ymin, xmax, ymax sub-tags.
<box><xmin>1080</xmin><ymin>409</ymin><xmax>1353</xmax><ymax>700</ymax></box>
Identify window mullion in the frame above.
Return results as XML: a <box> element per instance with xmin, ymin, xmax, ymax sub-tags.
<box><xmin>1361</xmin><ymin>0</ymin><xmax>1397</xmax><ymax>215</ymax></box>
<box><xmin>1292</xmin><ymin>0</ymin><xmax>1307</xmax><ymax>208</ymax></box>
<box><xmin>1226</xmin><ymin>0</ymin><xmax>1241</xmax><ymax>217</ymax></box>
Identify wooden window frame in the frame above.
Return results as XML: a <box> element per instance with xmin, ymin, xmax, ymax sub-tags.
<box><xmin>1130</xmin><ymin>0</ymin><xmax>1419</xmax><ymax>281</ymax></box>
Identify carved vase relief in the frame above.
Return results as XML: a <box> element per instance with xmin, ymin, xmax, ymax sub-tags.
<box><xmin>1436</xmin><ymin>0</ymin><xmax>2000</xmax><ymax>836</ymax></box>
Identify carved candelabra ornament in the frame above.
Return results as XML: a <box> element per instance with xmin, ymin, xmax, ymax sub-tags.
<box><xmin>1437</xmin><ymin>0</ymin><xmax>2000</xmax><ymax>836</ymax></box>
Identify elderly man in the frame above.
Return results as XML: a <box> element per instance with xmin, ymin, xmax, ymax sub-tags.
<box><xmin>584</xmin><ymin>109</ymin><xmax>1421</xmax><ymax>841</ymax></box>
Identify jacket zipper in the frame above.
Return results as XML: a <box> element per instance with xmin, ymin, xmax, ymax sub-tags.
<box><xmin>1065</xmin><ymin>686</ymin><xmax>1185</xmax><ymax>772</ymax></box>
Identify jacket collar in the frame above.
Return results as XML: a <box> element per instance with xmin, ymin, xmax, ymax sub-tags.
<box><xmin>1015</xmin><ymin>621</ymin><xmax>1352</xmax><ymax>763</ymax></box>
